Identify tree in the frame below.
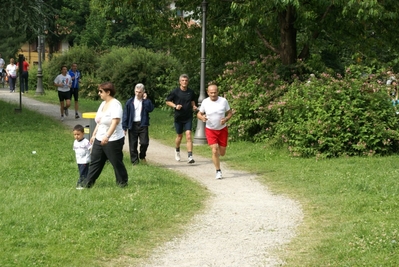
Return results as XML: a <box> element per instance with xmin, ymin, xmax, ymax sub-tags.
<box><xmin>0</xmin><ymin>0</ymin><xmax>53</xmax><ymax>33</ymax></box>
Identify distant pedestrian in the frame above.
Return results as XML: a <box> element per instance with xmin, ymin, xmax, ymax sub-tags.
<box><xmin>68</xmin><ymin>63</ymin><xmax>82</xmax><ymax>118</ymax></box>
<box><xmin>166</xmin><ymin>74</ymin><xmax>198</xmax><ymax>163</ymax></box>
<box><xmin>6</xmin><ymin>58</ymin><xmax>18</xmax><ymax>93</ymax></box>
<box><xmin>82</xmin><ymin>82</ymin><xmax>129</xmax><ymax>188</ymax></box>
<box><xmin>197</xmin><ymin>84</ymin><xmax>233</xmax><ymax>179</ymax></box>
<box><xmin>72</xmin><ymin>124</ymin><xmax>91</xmax><ymax>189</ymax></box>
<box><xmin>122</xmin><ymin>83</ymin><xmax>155</xmax><ymax>165</ymax></box>
<box><xmin>0</xmin><ymin>54</ymin><xmax>5</xmax><ymax>85</ymax></box>
<box><xmin>0</xmin><ymin>54</ymin><xmax>5</xmax><ymax>69</ymax></box>
<box><xmin>17</xmin><ymin>56</ymin><xmax>29</xmax><ymax>93</ymax></box>
<box><xmin>54</xmin><ymin>65</ymin><xmax>72</xmax><ymax>121</ymax></box>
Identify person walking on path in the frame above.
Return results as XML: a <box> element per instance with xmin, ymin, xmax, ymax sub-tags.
<box><xmin>54</xmin><ymin>65</ymin><xmax>72</xmax><ymax>121</ymax></box>
<box><xmin>166</xmin><ymin>74</ymin><xmax>198</xmax><ymax>164</ymax></box>
<box><xmin>197</xmin><ymin>84</ymin><xmax>233</xmax><ymax>179</ymax></box>
<box><xmin>82</xmin><ymin>82</ymin><xmax>128</xmax><ymax>188</ymax></box>
<box><xmin>17</xmin><ymin>56</ymin><xmax>29</xmax><ymax>93</ymax></box>
<box><xmin>72</xmin><ymin>124</ymin><xmax>92</xmax><ymax>189</ymax></box>
<box><xmin>122</xmin><ymin>83</ymin><xmax>154</xmax><ymax>165</ymax></box>
<box><xmin>68</xmin><ymin>63</ymin><xmax>81</xmax><ymax>118</ymax></box>
<box><xmin>6</xmin><ymin>58</ymin><xmax>18</xmax><ymax>93</ymax></box>
<box><xmin>0</xmin><ymin>54</ymin><xmax>5</xmax><ymax>83</ymax></box>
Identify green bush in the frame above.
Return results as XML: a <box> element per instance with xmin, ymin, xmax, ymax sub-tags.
<box><xmin>96</xmin><ymin>47</ymin><xmax>183</xmax><ymax>105</ymax></box>
<box><xmin>273</xmin><ymin>68</ymin><xmax>399</xmax><ymax>158</ymax></box>
<box><xmin>28</xmin><ymin>63</ymin><xmax>53</xmax><ymax>93</ymax></box>
<box><xmin>47</xmin><ymin>45</ymin><xmax>100</xmax><ymax>76</ymax></box>
<box><xmin>216</xmin><ymin>55</ymin><xmax>289</xmax><ymax>142</ymax></box>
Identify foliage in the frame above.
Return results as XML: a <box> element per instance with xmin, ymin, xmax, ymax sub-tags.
<box><xmin>217</xmin><ymin>55</ymin><xmax>399</xmax><ymax>158</ymax></box>
<box><xmin>273</xmin><ymin>67</ymin><xmax>399</xmax><ymax>158</ymax></box>
<box><xmin>28</xmin><ymin>63</ymin><xmax>54</xmax><ymax>93</ymax></box>
<box><xmin>0</xmin><ymin>0</ymin><xmax>54</xmax><ymax>32</ymax></box>
<box><xmin>46</xmin><ymin>45</ymin><xmax>100</xmax><ymax>76</ymax></box>
<box><xmin>0</xmin><ymin>28</ymin><xmax>26</xmax><ymax>60</ymax></box>
<box><xmin>216</xmin><ymin>55</ymin><xmax>290</xmax><ymax>142</ymax></box>
<box><xmin>54</xmin><ymin>0</ymin><xmax>91</xmax><ymax>46</ymax></box>
<box><xmin>41</xmin><ymin>45</ymin><xmax>100</xmax><ymax>94</ymax></box>
<box><xmin>96</xmin><ymin>47</ymin><xmax>183</xmax><ymax>105</ymax></box>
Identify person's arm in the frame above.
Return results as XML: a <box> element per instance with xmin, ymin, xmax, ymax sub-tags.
<box><xmin>54</xmin><ymin>77</ymin><xmax>61</xmax><ymax>87</ymax></box>
<box><xmin>191</xmin><ymin>100</ymin><xmax>198</xmax><ymax>111</ymax></box>
<box><xmin>197</xmin><ymin>110</ymin><xmax>207</xmax><ymax>122</ymax></box>
<box><xmin>101</xmin><ymin>118</ymin><xmax>120</xmax><ymax>146</ymax></box>
<box><xmin>90</xmin><ymin>124</ymin><xmax>99</xmax><ymax>144</ymax></box>
<box><xmin>221</xmin><ymin>109</ymin><xmax>233</xmax><ymax>125</ymax></box>
<box><xmin>166</xmin><ymin>90</ymin><xmax>182</xmax><ymax>110</ymax></box>
<box><xmin>143</xmin><ymin>97</ymin><xmax>155</xmax><ymax>112</ymax></box>
<box><xmin>122</xmin><ymin>101</ymin><xmax>129</xmax><ymax>131</ymax></box>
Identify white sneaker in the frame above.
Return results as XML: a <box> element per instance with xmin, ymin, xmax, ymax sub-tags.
<box><xmin>60</xmin><ymin>116</ymin><xmax>64</xmax><ymax>121</ymax></box>
<box><xmin>175</xmin><ymin>151</ymin><xmax>181</xmax><ymax>161</ymax></box>
<box><xmin>215</xmin><ymin>171</ymin><xmax>223</xmax><ymax>179</ymax></box>
<box><xmin>188</xmin><ymin>156</ymin><xmax>195</xmax><ymax>163</ymax></box>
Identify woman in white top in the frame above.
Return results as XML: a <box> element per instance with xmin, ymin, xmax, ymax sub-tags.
<box><xmin>82</xmin><ymin>82</ymin><xmax>128</xmax><ymax>188</ymax></box>
<box><xmin>6</xmin><ymin>58</ymin><xmax>18</xmax><ymax>93</ymax></box>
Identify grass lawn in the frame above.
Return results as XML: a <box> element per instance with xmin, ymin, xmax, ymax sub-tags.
<box><xmin>0</xmin><ymin>99</ymin><xmax>208</xmax><ymax>267</ymax></box>
<box><xmin>19</xmin><ymin>91</ymin><xmax>399</xmax><ymax>266</ymax></box>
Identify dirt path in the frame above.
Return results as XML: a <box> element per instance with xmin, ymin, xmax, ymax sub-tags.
<box><xmin>0</xmin><ymin>89</ymin><xmax>303</xmax><ymax>266</ymax></box>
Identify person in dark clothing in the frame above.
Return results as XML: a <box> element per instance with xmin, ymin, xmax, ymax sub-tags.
<box><xmin>122</xmin><ymin>83</ymin><xmax>155</xmax><ymax>165</ymax></box>
<box><xmin>166</xmin><ymin>74</ymin><xmax>198</xmax><ymax>164</ymax></box>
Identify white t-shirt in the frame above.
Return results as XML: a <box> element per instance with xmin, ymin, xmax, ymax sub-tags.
<box><xmin>73</xmin><ymin>138</ymin><xmax>91</xmax><ymax>164</ymax></box>
<box><xmin>6</xmin><ymin>64</ymin><xmax>17</xmax><ymax>77</ymax></box>
<box><xmin>200</xmin><ymin>96</ymin><xmax>231</xmax><ymax>130</ymax></box>
<box><xmin>0</xmin><ymin>58</ymin><xmax>5</xmax><ymax>68</ymax></box>
<box><xmin>95</xmin><ymin>99</ymin><xmax>124</xmax><ymax>141</ymax></box>
<box><xmin>54</xmin><ymin>74</ymin><xmax>72</xmax><ymax>92</ymax></box>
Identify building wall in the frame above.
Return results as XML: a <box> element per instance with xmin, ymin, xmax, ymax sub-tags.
<box><xmin>19</xmin><ymin>39</ymin><xmax>69</xmax><ymax>65</ymax></box>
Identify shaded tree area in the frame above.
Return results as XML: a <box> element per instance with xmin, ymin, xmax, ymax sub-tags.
<box><xmin>3</xmin><ymin>0</ymin><xmax>399</xmax><ymax>81</ymax></box>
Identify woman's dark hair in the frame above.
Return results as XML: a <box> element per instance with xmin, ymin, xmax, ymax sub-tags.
<box><xmin>99</xmin><ymin>82</ymin><xmax>116</xmax><ymax>97</ymax></box>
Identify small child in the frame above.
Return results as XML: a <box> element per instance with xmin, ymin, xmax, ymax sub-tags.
<box><xmin>73</xmin><ymin>124</ymin><xmax>91</xmax><ymax>189</ymax></box>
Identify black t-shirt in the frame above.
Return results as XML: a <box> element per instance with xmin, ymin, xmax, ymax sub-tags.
<box><xmin>166</xmin><ymin>87</ymin><xmax>197</xmax><ymax>121</ymax></box>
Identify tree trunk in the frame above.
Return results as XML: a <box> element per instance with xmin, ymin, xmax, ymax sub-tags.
<box><xmin>278</xmin><ymin>5</ymin><xmax>297</xmax><ymax>65</ymax></box>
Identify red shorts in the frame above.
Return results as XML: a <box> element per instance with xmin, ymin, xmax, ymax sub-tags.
<box><xmin>205</xmin><ymin>127</ymin><xmax>228</xmax><ymax>147</ymax></box>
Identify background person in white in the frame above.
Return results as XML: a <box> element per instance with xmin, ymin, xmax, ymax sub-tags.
<box><xmin>197</xmin><ymin>84</ymin><xmax>233</xmax><ymax>179</ymax></box>
<box><xmin>0</xmin><ymin>54</ymin><xmax>5</xmax><ymax>79</ymax></box>
<box><xmin>54</xmin><ymin>65</ymin><xmax>72</xmax><ymax>121</ymax></box>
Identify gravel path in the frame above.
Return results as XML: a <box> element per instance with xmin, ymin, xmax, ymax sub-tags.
<box><xmin>0</xmin><ymin>89</ymin><xmax>303</xmax><ymax>266</ymax></box>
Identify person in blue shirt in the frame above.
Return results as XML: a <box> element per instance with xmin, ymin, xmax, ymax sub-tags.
<box><xmin>68</xmin><ymin>63</ymin><xmax>82</xmax><ymax>118</ymax></box>
<box><xmin>122</xmin><ymin>83</ymin><xmax>155</xmax><ymax>165</ymax></box>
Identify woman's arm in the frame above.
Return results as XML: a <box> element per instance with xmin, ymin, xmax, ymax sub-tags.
<box><xmin>100</xmin><ymin>118</ymin><xmax>120</xmax><ymax>146</ymax></box>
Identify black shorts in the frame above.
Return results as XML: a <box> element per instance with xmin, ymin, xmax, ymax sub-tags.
<box><xmin>70</xmin><ymin>88</ymin><xmax>79</xmax><ymax>101</ymax></box>
<box><xmin>58</xmin><ymin>91</ymin><xmax>71</xmax><ymax>102</ymax></box>
<box><xmin>174</xmin><ymin>119</ymin><xmax>193</xmax><ymax>134</ymax></box>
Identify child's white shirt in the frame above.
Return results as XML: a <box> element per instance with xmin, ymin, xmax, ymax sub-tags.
<box><xmin>73</xmin><ymin>138</ymin><xmax>91</xmax><ymax>164</ymax></box>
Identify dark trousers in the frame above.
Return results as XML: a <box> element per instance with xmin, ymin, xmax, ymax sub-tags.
<box><xmin>9</xmin><ymin>76</ymin><xmax>16</xmax><ymax>91</ymax></box>
<box><xmin>128</xmin><ymin>122</ymin><xmax>149</xmax><ymax>163</ymax></box>
<box><xmin>21</xmin><ymin>71</ymin><xmax>28</xmax><ymax>92</ymax></box>
<box><xmin>83</xmin><ymin>138</ymin><xmax>128</xmax><ymax>187</ymax></box>
<box><xmin>77</xmin><ymin>163</ymin><xmax>89</xmax><ymax>186</ymax></box>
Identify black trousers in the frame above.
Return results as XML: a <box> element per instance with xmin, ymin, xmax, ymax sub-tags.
<box><xmin>83</xmin><ymin>138</ymin><xmax>128</xmax><ymax>187</ymax></box>
<box><xmin>21</xmin><ymin>71</ymin><xmax>28</xmax><ymax>92</ymax></box>
<box><xmin>128</xmin><ymin>122</ymin><xmax>149</xmax><ymax>163</ymax></box>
